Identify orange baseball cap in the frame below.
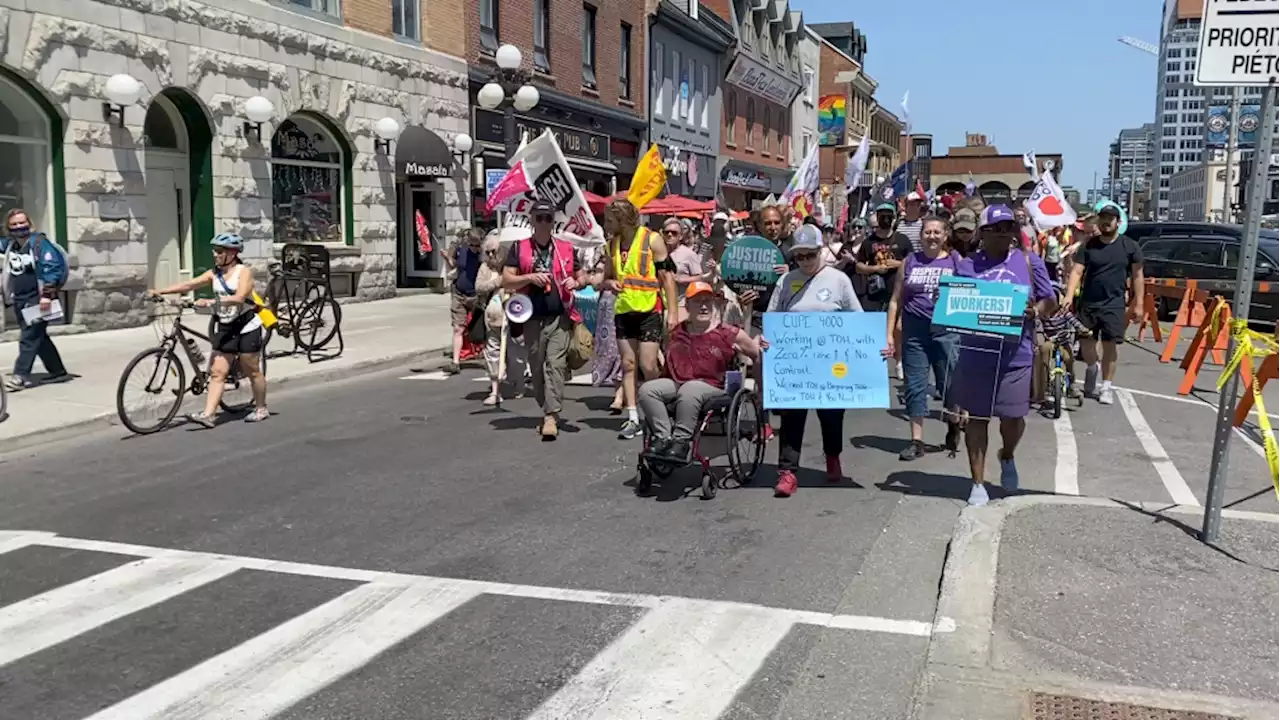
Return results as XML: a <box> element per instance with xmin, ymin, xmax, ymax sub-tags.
<box><xmin>685</xmin><ymin>281</ymin><xmax>715</xmax><ymax>299</ymax></box>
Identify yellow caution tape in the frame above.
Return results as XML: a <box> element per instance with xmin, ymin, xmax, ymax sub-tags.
<box><xmin>1215</xmin><ymin>319</ymin><xmax>1280</xmax><ymax>496</ymax></box>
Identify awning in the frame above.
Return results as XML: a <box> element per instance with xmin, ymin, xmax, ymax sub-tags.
<box><xmin>396</xmin><ymin>126</ymin><xmax>455</xmax><ymax>179</ymax></box>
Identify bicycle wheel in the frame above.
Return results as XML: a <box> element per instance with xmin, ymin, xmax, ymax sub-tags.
<box><xmin>0</xmin><ymin>373</ymin><xmax>8</xmax><ymax>422</ymax></box>
<box><xmin>117</xmin><ymin>347</ymin><xmax>187</xmax><ymax>434</ymax></box>
<box><xmin>295</xmin><ymin>286</ymin><xmax>341</xmax><ymax>351</ymax></box>
<box><xmin>220</xmin><ymin>351</ymin><xmax>266</xmax><ymax>413</ymax></box>
<box><xmin>1050</xmin><ymin>368</ymin><xmax>1065</xmax><ymax>420</ymax></box>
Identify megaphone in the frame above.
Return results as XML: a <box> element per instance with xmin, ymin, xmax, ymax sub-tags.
<box><xmin>505</xmin><ymin>293</ymin><xmax>533</xmax><ymax>323</ymax></box>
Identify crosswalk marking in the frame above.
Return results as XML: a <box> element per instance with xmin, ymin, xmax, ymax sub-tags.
<box><xmin>1115</xmin><ymin>388</ymin><xmax>1201</xmax><ymax>507</ymax></box>
<box><xmin>527</xmin><ymin>598</ymin><xmax>797</xmax><ymax>720</ymax></box>
<box><xmin>0</xmin><ymin>555</ymin><xmax>239</xmax><ymax>667</ymax></box>
<box><xmin>87</xmin><ymin>579</ymin><xmax>483</xmax><ymax>720</ymax></box>
<box><xmin>1053</xmin><ymin>412</ymin><xmax>1080</xmax><ymax>496</ymax></box>
<box><xmin>0</xmin><ymin>530</ymin><xmax>54</xmax><ymax>556</ymax></box>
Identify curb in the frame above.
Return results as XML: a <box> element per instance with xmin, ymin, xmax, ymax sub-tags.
<box><xmin>0</xmin><ymin>344</ymin><xmax>451</xmax><ymax>455</ymax></box>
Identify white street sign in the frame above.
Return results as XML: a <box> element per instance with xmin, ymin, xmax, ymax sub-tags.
<box><xmin>1194</xmin><ymin>0</ymin><xmax>1279</xmax><ymax>87</ymax></box>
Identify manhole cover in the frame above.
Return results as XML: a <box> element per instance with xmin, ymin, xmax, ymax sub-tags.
<box><xmin>1026</xmin><ymin>692</ymin><xmax>1241</xmax><ymax>720</ymax></box>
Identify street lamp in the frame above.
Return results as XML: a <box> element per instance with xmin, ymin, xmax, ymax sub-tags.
<box><xmin>476</xmin><ymin>43</ymin><xmax>539</xmax><ymax>163</ymax></box>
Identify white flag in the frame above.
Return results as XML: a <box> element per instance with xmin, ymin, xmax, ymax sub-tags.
<box><xmin>781</xmin><ymin>142</ymin><xmax>820</xmax><ymax>206</ymax></box>
<box><xmin>1025</xmin><ymin>170</ymin><xmax>1077</xmax><ymax>230</ymax></box>
<box><xmin>501</xmin><ymin>130</ymin><xmax>604</xmax><ymax>248</ymax></box>
<box><xmin>900</xmin><ymin>91</ymin><xmax>911</xmax><ymax>134</ymax></box>
<box><xmin>845</xmin><ymin>134</ymin><xmax>870</xmax><ymax>190</ymax></box>
<box><xmin>1022</xmin><ymin>151</ymin><xmax>1039</xmax><ymax>180</ymax></box>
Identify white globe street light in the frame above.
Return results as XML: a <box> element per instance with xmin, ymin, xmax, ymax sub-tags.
<box><xmin>453</xmin><ymin>133</ymin><xmax>474</xmax><ymax>154</ymax></box>
<box><xmin>495</xmin><ymin>43</ymin><xmax>522</xmax><ymax>71</ymax></box>
<box><xmin>477</xmin><ymin>82</ymin><xmax>505</xmax><ymax>110</ymax></box>
<box><xmin>373</xmin><ymin>116</ymin><xmax>401</xmax><ymax>154</ymax></box>
<box><xmin>102</xmin><ymin>74</ymin><xmax>142</xmax><ymax>127</ymax></box>
<box><xmin>513</xmin><ymin>84</ymin><xmax>540</xmax><ymax>112</ymax></box>
<box><xmin>243</xmin><ymin>95</ymin><xmax>275</xmax><ymax>124</ymax></box>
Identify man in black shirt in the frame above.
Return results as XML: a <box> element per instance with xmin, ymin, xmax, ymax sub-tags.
<box><xmin>854</xmin><ymin>202</ymin><xmax>912</xmax><ymax>312</ymax></box>
<box><xmin>1064</xmin><ymin>202</ymin><xmax>1143</xmax><ymax>406</ymax></box>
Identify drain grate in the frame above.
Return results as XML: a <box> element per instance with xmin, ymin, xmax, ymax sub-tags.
<box><xmin>1026</xmin><ymin>692</ymin><xmax>1241</xmax><ymax>720</ymax></box>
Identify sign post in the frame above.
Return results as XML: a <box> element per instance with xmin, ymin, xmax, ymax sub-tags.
<box><xmin>1196</xmin><ymin>0</ymin><xmax>1278</xmax><ymax>544</ymax></box>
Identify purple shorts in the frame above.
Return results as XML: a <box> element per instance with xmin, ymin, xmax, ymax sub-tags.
<box><xmin>949</xmin><ymin>353</ymin><xmax>1032</xmax><ymax>420</ymax></box>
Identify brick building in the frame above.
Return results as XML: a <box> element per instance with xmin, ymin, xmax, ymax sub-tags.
<box><xmin>932</xmin><ymin>133</ymin><xmax>1063</xmax><ymax>206</ymax></box>
<box><xmin>465</xmin><ymin>0</ymin><xmax>647</xmax><ymax>212</ymax></box>
<box><xmin>808</xmin><ymin>24</ymin><xmax>861</xmax><ymax>220</ymax></box>
<box><xmin>0</xmin><ymin>0</ymin><xmax>474</xmax><ymax>331</ymax></box>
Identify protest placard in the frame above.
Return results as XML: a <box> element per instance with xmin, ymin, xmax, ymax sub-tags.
<box><xmin>932</xmin><ymin>276</ymin><xmax>1028</xmax><ymax>338</ymax></box>
<box><xmin>721</xmin><ymin>235</ymin><xmax>785</xmax><ymax>296</ymax></box>
<box><xmin>761</xmin><ymin>312</ymin><xmax>890</xmax><ymax>410</ymax></box>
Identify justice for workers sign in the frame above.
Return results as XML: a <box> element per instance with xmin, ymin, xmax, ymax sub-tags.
<box><xmin>1195</xmin><ymin>0</ymin><xmax>1279</xmax><ymax>87</ymax></box>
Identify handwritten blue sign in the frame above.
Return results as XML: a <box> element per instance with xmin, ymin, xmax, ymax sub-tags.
<box><xmin>762</xmin><ymin>312</ymin><xmax>890</xmax><ymax>410</ymax></box>
<box><xmin>485</xmin><ymin>169</ymin><xmax>506</xmax><ymax>199</ymax></box>
<box><xmin>932</xmin><ymin>276</ymin><xmax>1028</xmax><ymax>338</ymax></box>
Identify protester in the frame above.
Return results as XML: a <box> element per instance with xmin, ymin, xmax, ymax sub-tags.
<box><xmin>599</xmin><ymin>199</ymin><xmax>679</xmax><ymax>440</ymax></box>
<box><xmin>855</xmin><ymin>202</ymin><xmax>912</xmax><ymax>312</ymax></box>
<box><xmin>1041</xmin><ymin>225</ymin><xmax>1067</xmax><ymax>283</ymax></box>
<box><xmin>949</xmin><ymin>208</ymin><xmax>979</xmax><ymax>257</ymax></box>
<box><xmin>1</xmin><ymin>208</ymin><xmax>69</xmax><ymax>391</ymax></box>
<box><xmin>663</xmin><ymin>216</ymin><xmax>710</xmax><ymax>321</ymax></box>
<box><xmin>767</xmin><ymin>225</ymin><xmax>863</xmax><ymax>497</ymax></box>
<box><xmin>476</xmin><ymin>231</ymin><xmax>527</xmax><ymax>406</ymax></box>
<box><xmin>1064</xmin><ymin>201</ymin><xmax>1143</xmax><ymax>406</ymax></box>
<box><xmin>589</xmin><ymin>252</ymin><xmax>625</xmax><ymax>411</ymax></box>
<box><xmin>883</xmin><ymin>217</ymin><xmax>961</xmax><ymax>460</ymax></box>
<box><xmin>502</xmin><ymin>200</ymin><xmax>586</xmax><ymax>440</ymax></box>
<box><xmin>443</xmin><ymin>228</ymin><xmax>484</xmax><ymax>374</ymax></box>
<box><xmin>637</xmin><ymin>282</ymin><xmax>764</xmax><ymax>463</ymax></box>
<box><xmin>820</xmin><ymin>222</ymin><xmax>843</xmax><ymax>267</ymax></box>
<box><xmin>949</xmin><ymin>205</ymin><xmax>1057</xmax><ymax>506</ymax></box>
<box><xmin>1012</xmin><ymin>201</ymin><xmax>1036</xmax><ymax>252</ymax></box>
<box><xmin>898</xmin><ymin>192</ymin><xmax>926</xmax><ymax>252</ymax></box>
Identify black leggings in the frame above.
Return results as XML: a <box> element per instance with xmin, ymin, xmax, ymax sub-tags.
<box><xmin>777</xmin><ymin>409</ymin><xmax>845</xmax><ymax>471</ymax></box>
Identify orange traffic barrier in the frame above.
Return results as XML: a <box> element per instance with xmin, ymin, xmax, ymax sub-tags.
<box><xmin>1177</xmin><ymin>297</ymin><xmax>1232</xmax><ymax>395</ymax></box>
<box><xmin>1234</xmin><ymin>352</ymin><xmax>1278</xmax><ymax>426</ymax></box>
<box><xmin>1133</xmin><ymin>280</ymin><xmax>1163</xmax><ymax>342</ymax></box>
<box><xmin>1159</xmin><ymin>280</ymin><xmax>1211</xmax><ymax>364</ymax></box>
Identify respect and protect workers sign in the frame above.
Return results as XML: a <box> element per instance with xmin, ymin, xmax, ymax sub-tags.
<box><xmin>931</xmin><ymin>276</ymin><xmax>1029</xmax><ymax>338</ymax></box>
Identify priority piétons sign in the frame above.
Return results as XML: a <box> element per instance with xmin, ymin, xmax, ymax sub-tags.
<box><xmin>1194</xmin><ymin>0</ymin><xmax>1279</xmax><ymax>86</ymax></box>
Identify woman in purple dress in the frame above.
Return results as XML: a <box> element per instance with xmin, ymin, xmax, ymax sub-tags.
<box><xmin>883</xmin><ymin>217</ymin><xmax>961</xmax><ymax>461</ymax></box>
<box><xmin>591</xmin><ymin>251</ymin><xmax>624</xmax><ymax>410</ymax></box>
<box><xmin>949</xmin><ymin>205</ymin><xmax>1057</xmax><ymax>506</ymax></box>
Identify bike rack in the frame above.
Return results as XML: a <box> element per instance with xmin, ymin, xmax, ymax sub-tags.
<box><xmin>269</xmin><ymin>243</ymin><xmax>345</xmax><ymax>363</ymax></box>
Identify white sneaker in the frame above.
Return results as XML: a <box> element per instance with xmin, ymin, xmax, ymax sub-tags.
<box><xmin>1097</xmin><ymin>386</ymin><xmax>1114</xmax><ymax>405</ymax></box>
<box><xmin>968</xmin><ymin>483</ymin><xmax>989</xmax><ymax>507</ymax></box>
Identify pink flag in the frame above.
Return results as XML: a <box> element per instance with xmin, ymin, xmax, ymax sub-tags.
<box><xmin>414</xmin><ymin>210</ymin><xmax>432</xmax><ymax>256</ymax></box>
<box><xmin>486</xmin><ymin>160</ymin><xmax>533</xmax><ymax>212</ymax></box>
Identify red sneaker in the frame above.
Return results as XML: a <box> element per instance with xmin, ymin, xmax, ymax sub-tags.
<box><xmin>825</xmin><ymin>455</ymin><xmax>843</xmax><ymax>483</ymax></box>
<box><xmin>774</xmin><ymin>469</ymin><xmax>798</xmax><ymax>497</ymax></box>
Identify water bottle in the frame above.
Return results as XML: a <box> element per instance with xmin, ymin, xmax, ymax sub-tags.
<box><xmin>185</xmin><ymin>336</ymin><xmax>205</xmax><ymax>366</ymax></box>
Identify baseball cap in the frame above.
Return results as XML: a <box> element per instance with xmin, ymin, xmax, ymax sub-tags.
<box><xmin>953</xmin><ymin>208</ymin><xmax>978</xmax><ymax>231</ymax></box>
<box><xmin>1095</xmin><ymin>201</ymin><xmax>1122</xmax><ymax>218</ymax></box>
<box><xmin>874</xmin><ymin>201</ymin><xmax>897</xmax><ymax>213</ymax></box>
<box><xmin>712</xmin><ymin>211</ymin><xmax>730</xmax><ymax>222</ymax></box>
<box><xmin>790</xmin><ymin>224</ymin><xmax>823</xmax><ymax>254</ymax></box>
<box><xmin>979</xmin><ymin>204</ymin><xmax>1016</xmax><ymax>227</ymax></box>
<box><xmin>685</xmin><ymin>281</ymin><xmax>715</xmax><ymax>299</ymax></box>
<box><xmin>529</xmin><ymin>199</ymin><xmax>556</xmax><ymax>215</ymax></box>
<box><xmin>906</xmin><ymin>191</ymin><xmax>923</xmax><ymax>202</ymax></box>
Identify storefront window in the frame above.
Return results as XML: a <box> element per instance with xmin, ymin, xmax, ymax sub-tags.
<box><xmin>271</xmin><ymin>115</ymin><xmax>345</xmax><ymax>244</ymax></box>
<box><xmin>0</xmin><ymin>73</ymin><xmax>51</xmax><ymax>233</ymax></box>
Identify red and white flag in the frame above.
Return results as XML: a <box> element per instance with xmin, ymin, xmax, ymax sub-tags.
<box><xmin>486</xmin><ymin>159</ymin><xmax>533</xmax><ymax>213</ymax></box>
<box><xmin>1025</xmin><ymin>170</ymin><xmax>1077</xmax><ymax>230</ymax></box>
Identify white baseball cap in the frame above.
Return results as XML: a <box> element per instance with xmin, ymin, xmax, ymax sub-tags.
<box><xmin>905</xmin><ymin>191</ymin><xmax>923</xmax><ymax>202</ymax></box>
<box><xmin>712</xmin><ymin>211</ymin><xmax>729</xmax><ymax>222</ymax></box>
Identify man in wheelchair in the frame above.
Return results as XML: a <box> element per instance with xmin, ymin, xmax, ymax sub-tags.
<box><xmin>637</xmin><ymin>281</ymin><xmax>765</xmax><ymax>462</ymax></box>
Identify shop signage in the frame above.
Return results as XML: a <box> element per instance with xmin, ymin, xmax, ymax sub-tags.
<box><xmin>722</xmin><ymin>168</ymin><xmax>772</xmax><ymax>191</ymax></box>
<box><xmin>403</xmin><ymin>161</ymin><xmax>450</xmax><ymax>177</ymax></box>
<box><xmin>725</xmin><ymin>54</ymin><xmax>801</xmax><ymax>106</ymax></box>
<box><xmin>485</xmin><ymin>169</ymin><xmax>507</xmax><ymax>199</ymax></box>
<box><xmin>663</xmin><ymin>146</ymin><xmax>688</xmax><ymax>177</ymax></box>
<box><xmin>395</xmin><ymin>126</ymin><xmax>455</xmax><ymax>179</ymax></box>
<box><xmin>474</xmin><ymin>108</ymin><xmax>610</xmax><ymax>163</ymax></box>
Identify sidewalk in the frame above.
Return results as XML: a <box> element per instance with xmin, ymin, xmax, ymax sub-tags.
<box><xmin>0</xmin><ymin>294</ymin><xmax>453</xmax><ymax>451</ymax></box>
<box><xmin>916</xmin><ymin>495</ymin><xmax>1278</xmax><ymax>720</ymax></box>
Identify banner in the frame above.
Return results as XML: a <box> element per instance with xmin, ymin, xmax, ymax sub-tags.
<box><xmin>932</xmin><ymin>276</ymin><xmax>1029</xmax><ymax>337</ymax></box>
<box><xmin>1025</xmin><ymin>170</ymin><xmax>1077</xmax><ymax>229</ymax></box>
<box><xmin>720</xmin><ymin>235</ymin><xmax>785</xmax><ymax>296</ymax></box>
<box><xmin>628</xmin><ymin>144</ymin><xmax>667</xmax><ymax>210</ymax></box>
<box><xmin>817</xmin><ymin>95</ymin><xmax>847</xmax><ymax>146</ymax></box>
<box><xmin>781</xmin><ymin>142</ymin><xmax>820</xmax><ymax>207</ymax></box>
<box><xmin>1206</xmin><ymin>103</ymin><xmax>1262</xmax><ymax>149</ymax></box>
<box><xmin>501</xmin><ymin>129</ymin><xmax>604</xmax><ymax>247</ymax></box>
<box><xmin>761</xmin><ymin>312</ymin><xmax>891</xmax><ymax>410</ymax></box>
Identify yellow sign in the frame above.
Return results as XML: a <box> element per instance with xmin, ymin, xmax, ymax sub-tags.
<box><xmin>626</xmin><ymin>144</ymin><xmax>666</xmax><ymax>210</ymax></box>
<box><xmin>831</xmin><ymin>362</ymin><xmax>848</xmax><ymax>379</ymax></box>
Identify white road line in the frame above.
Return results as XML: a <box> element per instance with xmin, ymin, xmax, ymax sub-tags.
<box><xmin>398</xmin><ymin>371</ymin><xmax>450</xmax><ymax>380</ymax></box>
<box><xmin>1098</xmin><ymin>385</ymin><xmax>1280</xmax><ymax>421</ymax></box>
<box><xmin>30</xmin><ymin>534</ymin><xmax>951</xmax><ymax>638</ymax></box>
<box><xmin>0</xmin><ymin>530</ymin><xmax>55</xmax><ymax>556</ymax></box>
<box><xmin>0</xmin><ymin>555</ymin><xmax>238</xmax><ymax>667</ymax></box>
<box><xmin>1053</xmin><ymin>412</ymin><xmax>1080</xmax><ymax>496</ymax></box>
<box><xmin>568</xmin><ymin>373</ymin><xmax>593</xmax><ymax>386</ymax></box>
<box><xmin>87</xmin><ymin>580</ymin><xmax>481</xmax><ymax>720</ymax></box>
<box><xmin>526</xmin><ymin>598</ymin><xmax>797</xmax><ymax>720</ymax></box>
<box><xmin>1115</xmin><ymin>388</ymin><xmax>1201</xmax><ymax>507</ymax></box>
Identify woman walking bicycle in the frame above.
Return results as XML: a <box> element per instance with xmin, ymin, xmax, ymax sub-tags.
<box><xmin>149</xmin><ymin>233</ymin><xmax>269</xmax><ymax>427</ymax></box>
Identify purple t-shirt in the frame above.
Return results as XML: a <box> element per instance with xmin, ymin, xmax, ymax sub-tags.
<box><xmin>955</xmin><ymin>249</ymin><xmax>1055</xmax><ymax>369</ymax></box>
<box><xmin>901</xmin><ymin>252</ymin><xmax>959</xmax><ymax>321</ymax></box>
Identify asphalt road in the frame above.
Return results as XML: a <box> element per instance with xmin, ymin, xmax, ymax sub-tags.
<box><xmin>0</xmin><ymin>365</ymin><xmax>963</xmax><ymax>720</ymax></box>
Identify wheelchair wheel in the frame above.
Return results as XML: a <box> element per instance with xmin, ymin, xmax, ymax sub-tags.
<box><xmin>635</xmin><ymin>463</ymin><xmax>653</xmax><ymax>496</ymax></box>
<box><xmin>700</xmin><ymin>472</ymin><xmax>717</xmax><ymax>500</ymax></box>
<box><xmin>726</xmin><ymin>389</ymin><xmax>766</xmax><ymax>486</ymax></box>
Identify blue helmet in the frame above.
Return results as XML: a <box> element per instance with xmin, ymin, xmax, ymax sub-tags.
<box><xmin>210</xmin><ymin>232</ymin><xmax>243</xmax><ymax>250</ymax></box>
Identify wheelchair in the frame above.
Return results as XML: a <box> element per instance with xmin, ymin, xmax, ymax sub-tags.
<box><xmin>634</xmin><ymin>372</ymin><xmax>768</xmax><ymax>500</ymax></box>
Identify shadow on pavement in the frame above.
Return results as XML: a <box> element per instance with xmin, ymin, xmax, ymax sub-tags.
<box><xmin>1113</xmin><ymin>499</ymin><xmax>1278</xmax><ymax>571</ymax></box>
<box><xmin>849</xmin><ymin>433</ymin><xmax>913</xmax><ymax>456</ymax></box>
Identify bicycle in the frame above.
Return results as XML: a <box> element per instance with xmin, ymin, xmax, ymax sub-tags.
<box><xmin>115</xmin><ymin>297</ymin><xmax>267</xmax><ymax>434</ymax></box>
<box><xmin>1046</xmin><ymin>329</ymin><xmax>1083</xmax><ymax>420</ymax></box>
<box><xmin>262</xmin><ymin>259</ymin><xmax>343</xmax><ymax>360</ymax></box>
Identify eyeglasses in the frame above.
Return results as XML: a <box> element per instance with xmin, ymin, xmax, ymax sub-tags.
<box><xmin>663</xmin><ymin>229</ymin><xmax>681</xmax><ymax>236</ymax></box>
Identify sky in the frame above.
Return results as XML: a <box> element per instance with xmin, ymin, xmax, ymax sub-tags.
<box><xmin>792</xmin><ymin>0</ymin><xmax>1164</xmax><ymax>191</ymax></box>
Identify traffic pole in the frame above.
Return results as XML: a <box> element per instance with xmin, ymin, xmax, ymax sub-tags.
<box><xmin>1201</xmin><ymin>78</ymin><xmax>1277</xmax><ymax>544</ymax></box>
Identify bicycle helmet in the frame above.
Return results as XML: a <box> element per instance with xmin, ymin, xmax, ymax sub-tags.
<box><xmin>210</xmin><ymin>232</ymin><xmax>244</xmax><ymax>250</ymax></box>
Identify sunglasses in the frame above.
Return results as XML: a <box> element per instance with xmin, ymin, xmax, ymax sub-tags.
<box><xmin>663</xmin><ymin>229</ymin><xmax>681</xmax><ymax>236</ymax></box>
<box><xmin>793</xmin><ymin>251</ymin><xmax>819</xmax><ymax>261</ymax></box>
<box><xmin>533</xmin><ymin>214</ymin><xmax>554</xmax><ymax>223</ymax></box>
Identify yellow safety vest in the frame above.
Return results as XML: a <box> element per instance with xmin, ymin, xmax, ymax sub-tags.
<box><xmin>613</xmin><ymin>227</ymin><xmax>661</xmax><ymax>314</ymax></box>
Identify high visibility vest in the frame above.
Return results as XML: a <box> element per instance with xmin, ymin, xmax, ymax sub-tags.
<box><xmin>613</xmin><ymin>226</ymin><xmax>661</xmax><ymax>315</ymax></box>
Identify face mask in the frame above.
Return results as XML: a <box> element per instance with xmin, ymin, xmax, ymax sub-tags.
<box><xmin>8</xmin><ymin>227</ymin><xmax>30</xmax><ymax>239</ymax></box>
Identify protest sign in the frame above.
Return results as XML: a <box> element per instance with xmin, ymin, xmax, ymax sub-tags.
<box><xmin>761</xmin><ymin>312</ymin><xmax>890</xmax><ymax>410</ymax></box>
<box><xmin>721</xmin><ymin>235</ymin><xmax>785</xmax><ymax>296</ymax></box>
<box><xmin>932</xmin><ymin>276</ymin><xmax>1028</xmax><ymax>337</ymax></box>
<box><xmin>500</xmin><ymin>129</ymin><xmax>604</xmax><ymax>248</ymax></box>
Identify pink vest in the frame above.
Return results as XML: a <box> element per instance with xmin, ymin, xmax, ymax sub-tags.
<box><xmin>516</xmin><ymin>236</ymin><xmax>582</xmax><ymax>323</ymax></box>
